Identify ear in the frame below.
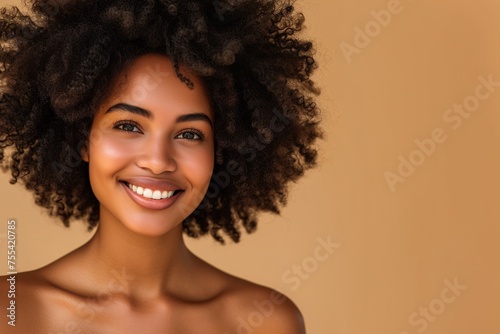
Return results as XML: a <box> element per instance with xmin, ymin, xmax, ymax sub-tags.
<box><xmin>80</xmin><ymin>144</ymin><xmax>89</xmax><ymax>162</ymax></box>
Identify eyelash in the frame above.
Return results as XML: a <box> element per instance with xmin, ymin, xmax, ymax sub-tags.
<box><xmin>113</xmin><ymin>121</ymin><xmax>205</xmax><ymax>141</ymax></box>
<box><xmin>177</xmin><ymin>128</ymin><xmax>205</xmax><ymax>141</ymax></box>
<box><xmin>113</xmin><ymin>120</ymin><xmax>141</xmax><ymax>133</ymax></box>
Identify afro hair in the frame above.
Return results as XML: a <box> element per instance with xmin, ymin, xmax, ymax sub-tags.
<box><xmin>0</xmin><ymin>0</ymin><xmax>322</xmax><ymax>243</ymax></box>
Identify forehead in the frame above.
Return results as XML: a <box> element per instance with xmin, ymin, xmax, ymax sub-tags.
<box><xmin>107</xmin><ymin>53</ymin><xmax>212</xmax><ymax>115</ymax></box>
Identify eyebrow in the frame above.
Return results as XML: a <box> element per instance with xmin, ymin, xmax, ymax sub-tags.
<box><xmin>106</xmin><ymin>103</ymin><xmax>151</xmax><ymax>118</ymax></box>
<box><xmin>106</xmin><ymin>103</ymin><xmax>213</xmax><ymax>128</ymax></box>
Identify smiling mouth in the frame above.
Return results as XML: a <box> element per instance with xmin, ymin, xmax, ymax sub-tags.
<box><xmin>122</xmin><ymin>181</ymin><xmax>183</xmax><ymax>200</ymax></box>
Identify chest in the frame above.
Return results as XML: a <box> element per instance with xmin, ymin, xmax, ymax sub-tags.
<box><xmin>32</xmin><ymin>295</ymin><xmax>233</xmax><ymax>334</ymax></box>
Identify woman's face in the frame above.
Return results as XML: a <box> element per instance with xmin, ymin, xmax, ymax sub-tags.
<box><xmin>81</xmin><ymin>54</ymin><xmax>214</xmax><ymax>237</ymax></box>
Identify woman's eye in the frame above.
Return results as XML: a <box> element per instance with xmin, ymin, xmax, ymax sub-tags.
<box><xmin>114</xmin><ymin>121</ymin><xmax>141</xmax><ymax>133</ymax></box>
<box><xmin>176</xmin><ymin>130</ymin><xmax>204</xmax><ymax>141</ymax></box>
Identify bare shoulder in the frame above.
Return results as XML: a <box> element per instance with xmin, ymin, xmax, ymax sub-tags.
<box><xmin>0</xmin><ymin>269</ymin><xmax>77</xmax><ymax>333</ymax></box>
<box><xmin>201</xmin><ymin>262</ymin><xmax>306</xmax><ymax>334</ymax></box>
<box><xmin>223</xmin><ymin>279</ymin><xmax>306</xmax><ymax>334</ymax></box>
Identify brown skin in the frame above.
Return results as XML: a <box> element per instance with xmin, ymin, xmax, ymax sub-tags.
<box><xmin>0</xmin><ymin>54</ymin><xmax>305</xmax><ymax>333</ymax></box>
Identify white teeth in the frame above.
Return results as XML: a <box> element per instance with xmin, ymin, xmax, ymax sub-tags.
<box><xmin>126</xmin><ymin>182</ymin><xmax>177</xmax><ymax>200</ymax></box>
<box><xmin>161</xmin><ymin>191</ymin><xmax>174</xmax><ymax>198</ymax></box>
<box><xmin>143</xmin><ymin>189</ymin><xmax>153</xmax><ymax>198</ymax></box>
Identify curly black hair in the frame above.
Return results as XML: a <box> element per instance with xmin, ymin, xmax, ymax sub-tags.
<box><xmin>0</xmin><ymin>0</ymin><xmax>321</xmax><ymax>243</ymax></box>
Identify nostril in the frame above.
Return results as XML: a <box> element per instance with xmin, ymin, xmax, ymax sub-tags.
<box><xmin>136</xmin><ymin>153</ymin><xmax>177</xmax><ymax>174</ymax></box>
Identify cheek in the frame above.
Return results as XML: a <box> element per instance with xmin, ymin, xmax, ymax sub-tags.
<box><xmin>179</xmin><ymin>147</ymin><xmax>214</xmax><ymax>184</ymax></box>
<box><xmin>104</xmin><ymin>135</ymin><xmax>139</xmax><ymax>157</ymax></box>
<box><xmin>88</xmin><ymin>136</ymin><xmax>136</xmax><ymax>179</ymax></box>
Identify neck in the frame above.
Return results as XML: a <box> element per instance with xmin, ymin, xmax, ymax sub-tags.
<box><xmin>79</xmin><ymin>210</ymin><xmax>194</xmax><ymax>301</ymax></box>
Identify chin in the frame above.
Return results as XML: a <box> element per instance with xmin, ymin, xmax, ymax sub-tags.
<box><xmin>122</xmin><ymin>213</ymin><xmax>185</xmax><ymax>238</ymax></box>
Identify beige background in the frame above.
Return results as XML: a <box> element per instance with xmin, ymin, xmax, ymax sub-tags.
<box><xmin>1</xmin><ymin>0</ymin><xmax>499</xmax><ymax>333</ymax></box>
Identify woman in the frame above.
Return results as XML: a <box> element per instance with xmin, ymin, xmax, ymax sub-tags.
<box><xmin>0</xmin><ymin>0</ymin><xmax>321</xmax><ymax>332</ymax></box>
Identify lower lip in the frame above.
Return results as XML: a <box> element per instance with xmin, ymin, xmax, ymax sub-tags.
<box><xmin>121</xmin><ymin>182</ymin><xmax>182</xmax><ymax>210</ymax></box>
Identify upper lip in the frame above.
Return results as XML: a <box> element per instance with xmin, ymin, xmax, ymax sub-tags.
<box><xmin>120</xmin><ymin>177</ymin><xmax>184</xmax><ymax>192</ymax></box>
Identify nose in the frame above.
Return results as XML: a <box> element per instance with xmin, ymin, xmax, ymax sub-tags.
<box><xmin>135</xmin><ymin>137</ymin><xmax>177</xmax><ymax>174</ymax></box>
